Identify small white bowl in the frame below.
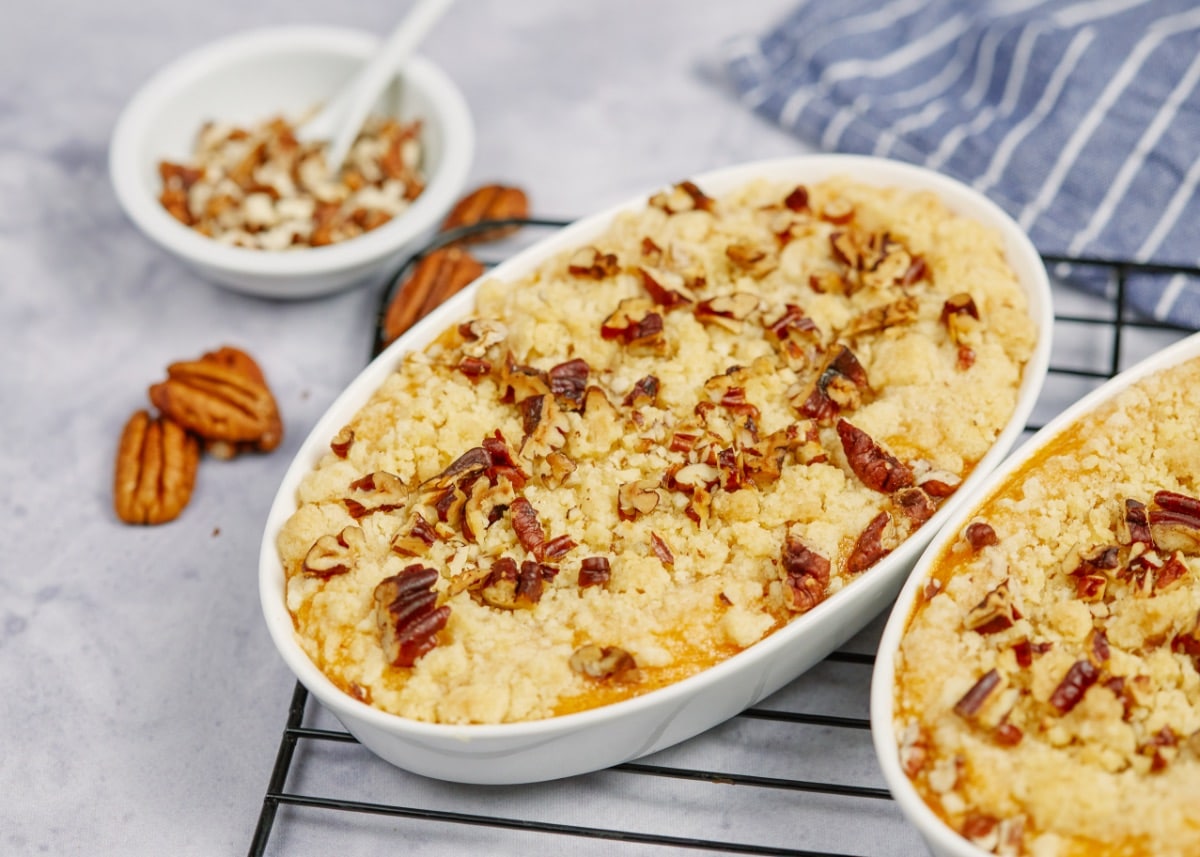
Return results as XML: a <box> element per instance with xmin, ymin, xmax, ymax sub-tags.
<box><xmin>109</xmin><ymin>25</ymin><xmax>473</xmax><ymax>299</ymax></box>
<box><xmin>260</xmin><ymin>154</ymin><xmax>1053</xmax><ymax>784</ymax></box>
<box><xmin>871</xmin><ymin>331</ymin><xmax>1200</xmax><ymax>856</ymax></box>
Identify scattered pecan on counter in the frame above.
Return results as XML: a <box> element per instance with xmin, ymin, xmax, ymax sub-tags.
<box><xmin>112</xmin><ymin>345</ymin><xmax>282</xmax><ymax>525</ymax></box>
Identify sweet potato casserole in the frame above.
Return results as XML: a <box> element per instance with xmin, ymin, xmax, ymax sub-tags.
<box><xmin>276</xmin><ymin>175</ymin><xmax>1036</xmax><ymax>724</ymax></box>
<box><xmin>893</xmin><ymin>355</ymin><xmax>1200</xmax><ymax>856</ymax></box>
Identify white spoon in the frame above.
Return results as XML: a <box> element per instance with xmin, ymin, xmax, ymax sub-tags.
<box><xmin>299</xmin><ymin>0</ymin><xmax>454</xmax><ymax>173</ymax></box>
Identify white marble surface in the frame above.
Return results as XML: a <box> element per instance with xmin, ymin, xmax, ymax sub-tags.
<box><xmin>2</xmin><ymin>1</ymin><xmax>819</xmax><ymax>854</ymax></box>
<box><xmin>9</xmin><ymin>2</ymin><xmax>1189</xmax><ymax>855</ymax></box>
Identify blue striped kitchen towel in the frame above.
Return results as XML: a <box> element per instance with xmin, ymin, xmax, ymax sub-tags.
<box><xmin>723</xmin><ymin>0</ymin><xmax>1200</xmax><ymax>328</ymax></box>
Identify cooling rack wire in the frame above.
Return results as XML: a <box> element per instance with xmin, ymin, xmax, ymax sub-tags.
<box><xmin>249</xmin><ymin>217</ymin><xmax>1197</xmax><ymax>857</ymax></box>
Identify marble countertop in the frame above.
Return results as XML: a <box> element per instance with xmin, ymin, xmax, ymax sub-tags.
<box><xmin>2</xmin><ymin>2</ymin><xmax>810</xmax><ymax>854</ymax></box>
<box><xmin>8</xmin><ymin>2</ymin><xmax>1185</xmax><ymax>855</ymax></box>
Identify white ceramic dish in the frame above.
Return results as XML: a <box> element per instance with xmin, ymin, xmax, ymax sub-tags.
<box><xmin>871</xmin><ymin>330</ymin><xmax>1200</xmax><ymax>857</ymax></box>
<box><xmin>260</xmin><ymin>154</ymin><xmax>1053</xmax><ymax>784</ymax></box>
<box><xmin>109</xmin><ymin>25</ymin><xmax>473</xmax><ymax>299</ymax></box>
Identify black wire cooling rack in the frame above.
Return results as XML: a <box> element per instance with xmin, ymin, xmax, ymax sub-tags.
<box><xmin>248</xmin><ymin>218</ymin><xmax>1197</xmax><ymax>857</ymax></box>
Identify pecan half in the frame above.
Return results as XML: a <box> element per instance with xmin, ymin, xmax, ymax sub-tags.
<box><xmin>1149</xmin><ymin>490</ymin><xmax>1200</xmax><ymax>555</ymax></box>
<box><xmin>440</xmin><ymin>183</ymin><xmax>528</xmax><ymax>242</ymax></box>
<box><xmin>148</xmin><ymin>346</ymin><xmax>282</xmax><ymax>452</ymax></box>
<box><xmin>382</xmin><ymin>246</ymin><xmax>484</xmax><ymax>345</ymax></box>
<box><xmin>837</xmin><ymin>420</ymin><xmax>914</xmax><ymax>493</ymax></box>
<box><xmin>374</xmin><ymin>565</ymin><xmax>450</xmax><ymax>668</ymax></box>
<box><xmin>113</xmin><ymin>410</ymin><xmax>200</xmax><ymax>525</ymax></box>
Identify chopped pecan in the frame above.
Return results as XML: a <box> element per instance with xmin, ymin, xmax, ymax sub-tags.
<box><xmin>329</xmin><ymin>426</ymin><xmax>355</xmax><ymax>459</ymax></box>
<box><xmin>764</xmin><ymin>304</ymin><xmax>823</xmax><ymax>368</ymax></box>
<box><xmin>567</xmin><ymin>246</ymin><xmax>620</xmax><ymax>279</ymax></box>
<box><xmin>783</xmin><ymin>185</ymin><xmax>810</xmax><ymax>212</ymax></box>
<box><xmin>1049</xmin><ymin>659</ymin><xmax>1099</xmax><ymax>714</ymax></box>
<box><xmin>543</xmin><ymin>534</ymin><xmax>577</xmax><ymax>560</ymax></box>
<box><xmin>518</xmin><ymin>394</ymin><xmax>569</xmax><ymax>459</ymax></box>
<box><xmin>457</xmin><ymin>356</ymin><xmax>492</xmax><ymax>379</ymax></box>
<box><xmin>964</xmin><ymin>521</ymin><xmax>999</xmax><ymax>550</ymax></box>
<box><xmin>694</xmin><ymin>293</ymin><xmax>760</xmax><ymax>332</ymax></box>
<box><xmin>964</xmin><ymin>580</ymin><xmax>1021</xmax><ymax>634</ymax></box>
<box><xmin>844</xmin><ymin>511</ymin><xmax>891</xmax><ymax>575</ymax></box>
<box><xmin>499</xmin><ymin>352</ymin><xmax>550</xmax><ymax>404</ymax></box>
<box><xmin>954</xmin><ymin>669</ymin><xmax>1000</xmax><ymax>718</ymax></box>
<box><xmin>940</xmin><ymin>292</ymin><xmax>979</xmax><ymax>326</ymax></box>
<box><xmin>1154</xmin><ymin>552</ymin><xmax>1189</xmax><ymax>591</ymax></box>
<box><xmin>391</xmin><ymin>512</ymin><xmax>439</xmax><ymax>556</ymax></box>
<box><xmin>796</xmin><ymin>345</ymin><xmax>870</xmax><ymax>424</ymax></box>
<box><xmin>600</xmin><ymin>298</ymin><xmax>666</xmax><ymax>352</ymax></box>
<box><xmin>302</xmin><ymin>525</ymin><xmax>364</xmax><ymax>577</ymax></box>
<box><xmin>895</xmin><ymin>487</ymin><xmax>937</xmax><ymax>526</ymax></box>
<box><xmin>578</xmin><ymin>556</ymin><xmax>612</xmax><ymax>588</ymax></box>
<box><xmin>148</xmin><ymin>346</ymin><xmax>282</xmax><ymax>452</ymax></box>
<box><xmin>639</xmin><ymin>266</ymin><xmax>695</xmax><ymax>309</ymax></box>
<box><xmin>547</xmin><ymin>358</ymin><xmax>590</xmax><ymax>410</ymax></box>
<box><xmin>343</xmin><ymin>471</ymin><xmax>407</xmax><ymax>518</ymax></box>
<box><xmin>781</xmin><ymin>535</ymin><xmax>831</xmax><ymax>613</ymax></box>
<box><xmin>649</xmin><ymin>180</ymin><xmax>713</xmax><ymax>214</ymax></box>
<box><xmin>941</xmin><ymin>294</ymin><xmax>980</xmax><ymax>369</ymax></box>
<box><xmin>1140</xmin><ymin>726</ymin><xmax>1180</xmax><ymax>772</ymax></box>
<box><xmin>1171</xmin><ymin>610</ymin><xmax>1200</xmax><ymax>658</ymax></box>
<box><xmin>623</xmin><ymin>375</ymin><xmax>660</xmax><ymax>409</ymax></box>
<box><xmin>440</xmin><ymin>183</ymin><xmax>528</xmax><ymax>242</ymax></box>
<box><xmin>542</xmin><ymin>450</ymin><xmax>577</xmax><ymax>488</ymax></box>
<box><xmin>462</xmin><ymin>477</ymin><xmax>517</xmax><ymax>544</ymax></box>
<box><xmin>569</xmin><ymin>644</ymin><xmax>641</xmax><ymax>682</ymax></box>
<box><xmin>457</xmin><ymin>318</ymin><xmax>508</xmax><ymax>356</ymax></box>
<box><xmin>843</xmin><ymin>295</ymin><xmax>919</xmax><ymax>339</ymax></box>
<box><xmin>113</xmin><ymin>410</ymin><xmax>200</xmax><ymax>525</ymax></box>
<box><xmin>424</xmin><ymin>447</ymin><xmax>491</xmax><ymax>492</ymax></box>
<box><xmin>917</xmin><ymin>469</ymin><xmax>961</xmax><ymax>498</ymax></box>
<box><xmin>374</xmin><ymin>565</ymin><xmax>450</xmax><ymax>668</ymax></box>
<box><xmin>618</xmin><ymin>479</ymin><xmax>661</xmax><ymax>520</ymax></box>
<box><xmin>837</xmin><ymin>420</ymin><xmax>914</xmax><ymax>493</ymax></box>
<box><xmin>724</xmin><ymin>241</ymin><xmax>777</xmax><ymax>278</ymax></box>
<box><xmin>1117</xmin><ymin>497</ymin><xmax>1153</xmax><ymax>546</ymax></box>
<box><xmin>382</xmin><ymin>247</ymin><xmax>484</xmax><ymax>345</ymax></box>
<box><xmin>649</xmin><ymin>532</ymin><xmax>675</xmax><ymax>567</ymax></box>
<box><xmin>821</xmin><ymin>198</ymin><xmax>855</xmax><ymax>226</ymax></box>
